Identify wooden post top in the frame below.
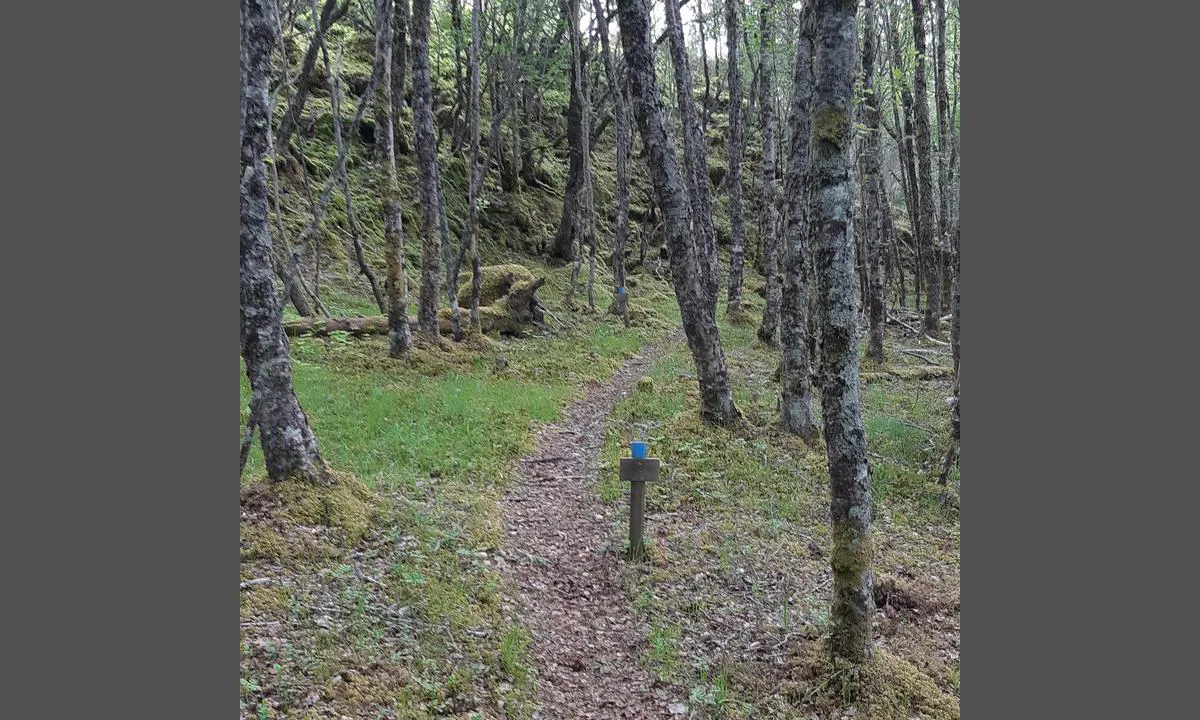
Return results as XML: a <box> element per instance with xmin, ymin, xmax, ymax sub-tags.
<box><xmin>619</xmin><ymin>457</ymin><xmax>661</xmax><ymax>482</ymax></box>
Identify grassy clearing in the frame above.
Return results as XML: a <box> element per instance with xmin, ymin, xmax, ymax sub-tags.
<box><xmin>597</xmin><ymin>291</ymin><xmax>960</xmax><ymax>718</ymax></box>
<box><xmin>239</xmin><ymin>259</ymin><xmax>678</xmax><ymax>719</ymax></box>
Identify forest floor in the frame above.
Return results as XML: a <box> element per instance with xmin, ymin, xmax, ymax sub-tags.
<box><xmin>240</xmin><ymin>258</ymin><xmax>960</xmax><ymax>720</ymax></box>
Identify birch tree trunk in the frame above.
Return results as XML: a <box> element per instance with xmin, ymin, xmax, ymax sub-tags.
<box><xmin>725</xmin><ymin>0</ymin><xmax>748</xmax><ymax>311</ymax></box>
<box><xmin>411</xmin><ymin>0</ymin><xmax>442</xmax><ymax>335</ymax></box>
<box><xmin>811</xmin><ymin>0</ymin><xmax>873</xmax><ymax>665</ymax></box>
<box><xmin>780</xmin><ymin>4</ymin><xmax>819</xmax><ymax>441</ymax></box>
<box><xmin>616</xmin><ymin>0</ymin><xmax>737</xmax><ymax>426</ymax></box>
<box><xmin>594</xmin><ymin>0</ymin><xmax>631</xmax><ymax>292</ymax></box>
<box><xmin>553</xmin><ymin>0</ymin><xmax>587</xmax><ymax>262</ymax></box>
<box><xmin>757</xmin><ymin>0</ymin><xmax>782</xmax><ymax>346</ymax></box>
<box><xmin>860</xmin><ymin>0</ymin><xmax>888</xmax><ymax>364</ymax></box>
<box><xmin>466</xmin><ymin>0</ymin><xmax>484</xmax><ymax>329</ymax></box>
<box><xmin>392</xmin><ymin>0</ymin><xmax>410</xmax><ymax>154</ymax></box>
<box><xmin>883</xmin><ymin>1</ymin><xmax>922</xmax><ymax>309</ymax></box>
<box><xmin>934</xmin><ymin>0</ymin><xmax>952</xmax><ymax>315</ymax></box>
<box><xmin>241</xmin><ymin>0</ymin><xmax>330</xmax><ymax>484</ymax></box>
<box><xmin>276</xmin><ymin>0</ymin><xmax>351</xmax><ymax>153</ymax></box>
<box><xmin>662</xmin><ymin>0</ymin><xmax>720</xmax><ymax>307</ymax></box>
<box><xmin>696</xmin><ymin>0</ymin><xmax>713</xmax><ymax>131</ymax></box>
<box><xmin>372</xmin><ymin>0</ymin><xmax>412</xmax><ymax>357</ymax></box>
<box><xmin>911</xmin><ymin>0</ymin><xmax>942</xmax><ymax>334</ymax></box>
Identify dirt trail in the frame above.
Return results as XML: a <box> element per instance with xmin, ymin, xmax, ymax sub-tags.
<box><xmin>496</xmin><ymin>333</ymin><xmax>684</xmax><ymax>718</ymax></box>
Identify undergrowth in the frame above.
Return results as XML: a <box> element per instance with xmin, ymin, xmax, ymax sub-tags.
<box><xmin>596</xmin><ymin>293</ymin><xmax>960</xmax><ymax>719</ymax></box>
<box><xmin>240</xmin><ymin>257</ymin><xmax>681</xmax><ymax>718</ymax></box>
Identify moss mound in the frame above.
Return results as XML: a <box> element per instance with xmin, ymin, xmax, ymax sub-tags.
<box><xmin>790</xmin><ymin>643</ymin><xmax>960</xmax><ymax>720</ymax></box>
<box><xmin>272</xmin><ymin>472</ymin><xmax>374</xmax><ymax>545</ymax></box>
<box><xmin>724</xmin><ymin>301</ymin><xmax>759</xmax><ymax>326</ymax></box>
<box><xmin>456</xmin><ymin>263</ymin><xmax>535</xmax><ymax>306</ymax></box>
<box><xmin>239</xmin><ymin>470</ymin><xmax>376</xmax><ymax>565</ymax></box>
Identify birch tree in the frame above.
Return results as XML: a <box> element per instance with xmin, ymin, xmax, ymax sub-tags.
<box><xmin>811</xmin><ymin>0</ymin><xmax>874</xmax><ymax>664</ymax></box>
<box><xmin>241</xmin><ymin>0</ymin><xmax>330</xmax><ymax>484</ymax></box>
<box><xmin>615</xmin><ymin>0</ymin><xmax>738</xmax><ymax>426</ymax></box>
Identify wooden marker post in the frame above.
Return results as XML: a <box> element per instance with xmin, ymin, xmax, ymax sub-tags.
<box><xmin>621</xmin><ymin>441</ymin><xmax>659</xmax><ymax>561</ymax></box>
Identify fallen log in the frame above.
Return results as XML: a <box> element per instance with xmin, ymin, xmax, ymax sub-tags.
<box><xmin>861</xmin><ymin>365</ymin><xmax>954</xmax><ymax>382</ymax></box>
<box><xmin>284</xmin><ymin>277</ymin><xmax>547</xmax><ymax>338</ymax></box>
<box><xmin>284</xmin><ymin>315</ymin><xmax>389</xmax><ymax>337</ymax></box>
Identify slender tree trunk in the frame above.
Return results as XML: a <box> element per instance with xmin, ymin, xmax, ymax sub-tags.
<box><xmin>949</xmin><ymin>136</ymin><xmax>960</xmax><ymax>377</ymax></box>
<box><xmin>437</xmin><ymin>182</ymin><xmax>462</xmax><ymax>340</ymax></box>
<box><xmin>449</xmin><ymin>0</ymin><xmax>467</xmax><ymax>148</ymax></box>
<box><xmin>372</xmin><ymin>0</ymin><xmax>413</xmax><ymax>356</ymax></box>
<box><xmin>934</xmin><ymin>0</ymin><xmax>951</xmax><ymax>317</ymax></box>
<box><xmin>301</xmin><ymin>0</ymin><xmax>369</xmax><ymax>321</ymax></box>
<box><xmin>465</xmin><ymin>0</ymin><xmax>484</xmax><ymax>330</ymax></box>
<box><xmin>889</xmin><ymin>199</ymin><xmax>906</xmax><ymax>308</ymax></box>
<box><xmin>277</xmin><ymin>0</ymin><xmax>351</xmax><ymax>152</ymax></box>
<box><xmin>883</xmin><ymin>1</ymin><xmax>921</xmax><ymax>308</ymax></box>
<box><xmin>910</xmin><ymin>0</ymin><xmax>941</xmax><ymax>335</ymax></box>
<box><xmin>810</xmin><ymin>0</ymin><xmax>873</xmax><ymax>665</ymax></box>
<box><xmin>595</xmin><ymin>0</ymin><xmax>631</xmax><ymax>293</ymax></box>
<box><xmin>662</xmin><ymin>0</ymin><xmax>720</xmax><ymax>308</ymax></box>
<box><xmin>553</xmin><ymin>0</ymin><xmax>587</xmax><ymax>263</ymax></box>
<box><xmin>503</xmin><ymin>0</ymin><xmax>528</xmax><ymax>194</ymax></box>
<box><xmin>272</xmin><ymin>0</ymin><xmax>343</xmax><ymax>318</ymax></box>
<box><xmin>861</xmin><ymin>0</ymin><xmax>887</xmax><ymax>365</ymax></box>
<box><xmin>241</xmin><ymin>0</ymin><xmax>329</xmax><ymax>485</ymax></box>
<box><xmin>616</xmin><ymin>0</ymin><xmax>737</xmax><ymax>426</ymax></box>
<box><xmin>696</xmin><ymin>0</ymin><xmax>713</xmax><ymax>131</ymax></box>
<box><xmin>562</xmin><ymin>0</ymin><xmax>597</xmax><ymax>308</ymax></box>
<box><xmin>266</xmin><ymin>88</ymin><xmax>326</xmax><ymax>320</ymax></box>
<box><xmin>392</xmin><ymin>0</ymin><xmax>411</xmax><ymax>154</ymax></box>
<box><xmin>780</xmin><ymin>5</ymin><xmax>819</xmax><ymax>441</ymax></box>
<box><xmin>725</xmin><ymin>0</ymin><xmax>748</xmax><ymax>311</ymax></box>
<box><xmin>938</xmin><ymin>366</ymin><xmax>960</xmax><ymax>485</ymax></box>
<box><xmin>327</xmin><ymin>49</ymin><xmax>386</xmax><ymax>315</ymax></box>
<box><xmin>411</xmin><ymin>0</ymin><xmax>442</xmax><ymax>336</ymax></box>
<box><xmin>757</xmin><ymin>0</ymin><xmax>782</xmax><ymax>346</ymax></box>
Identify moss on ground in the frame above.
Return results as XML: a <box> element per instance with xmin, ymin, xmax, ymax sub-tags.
<box><xmin>593</xmin><ymin>302</ymin><xmax>959</xmax><ymax>717</ymax></box>
<box><xmin>788</xmin><ymin>643</ymin><xmax>960</xmax><ymax>720</ymax></box>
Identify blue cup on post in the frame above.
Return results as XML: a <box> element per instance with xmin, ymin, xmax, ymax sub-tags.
<box><xmin>631</xmin><ymin>441</ymin><xmax>649</xmax><ymax>459</ymax></box>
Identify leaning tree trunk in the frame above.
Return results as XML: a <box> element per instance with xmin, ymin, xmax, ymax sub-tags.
<box><xmin>411</xmin><ymin>0</ymin><xmax>442</xmax><ymax>336</ymax></box>
<box><xmin>810</xmin><ymin>0</ymin><xmax>873</xmax><ymax>665</ymax></box>
<box><xmin>662</xmin><ymin>0</ymin><xmax>720</xmax><ymax>307</ymax></box>
<box><xmin>372</xmin><ymin>0</ymin><xmax>412</xmax><ymax>357</ymax></box>
<box><xmin>861</xmin><ymin>0</ymin><xmax>888</xmax><ymax>365</ymax></box>
<box><xmin>616</xmin><ymin>0</ymin><xmax>737</xmax><ymax>426</ymax></box>
<box><xmin>276</xmin><ymin>0</ymin><xmax>351</xmax><ymax>153</ymax></box>
<box><xmin>724</xmin><ymin>0</ymin><xmax>748</xmax><ymax>311</ymax></box>
<box><xmin>757</xmin><ymin>0</ymin><xmax>782</xmax><ymax>347</ymax></box>
<box><xmin>241</xmin><ymin>0</ymin><xmax>329</xmax><ymax>485</ymax></box>
<box><xmin>324</xmin><ymin>42</ymin><xmax>386</xmax><ymax>317</ymax></box>
<box><xmin>911</xmin><ymin>0</ymin><xmax>941</xmax><ymax>335</ymax></box>
<box><xmin>779</xmin><ymin>5</ymin><xmax>819</xmax><ymax>441</ymax></box>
